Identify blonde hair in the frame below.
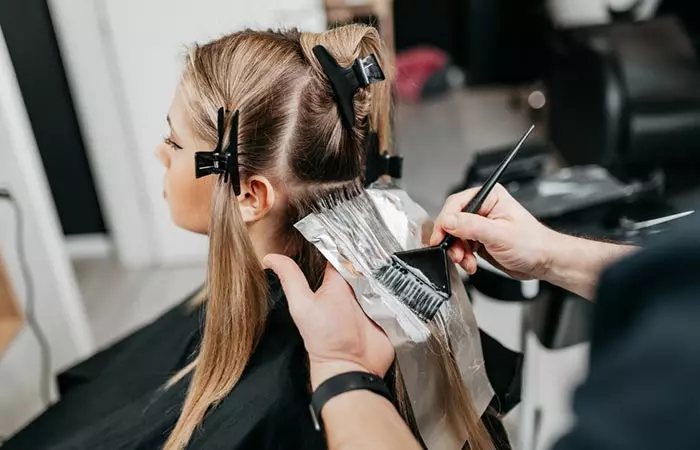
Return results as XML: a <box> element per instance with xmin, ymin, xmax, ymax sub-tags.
<box><xmin>164</xmin><ymin>25</ymin><xmax>493</xmax><ymax>450</ymax></box>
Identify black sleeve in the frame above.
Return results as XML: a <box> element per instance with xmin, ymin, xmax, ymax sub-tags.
<box><xmin>552</xmin><ymin>230</ymin><xmax>700</xmax><ymax>450</ymax></box>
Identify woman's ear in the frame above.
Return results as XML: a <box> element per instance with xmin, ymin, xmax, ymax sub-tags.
<box><xmin>237</xmin><ymin>175</ymin><xmax>277</xmax><ymax>224</ymax></box>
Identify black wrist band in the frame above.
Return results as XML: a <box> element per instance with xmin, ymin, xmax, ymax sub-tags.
<box><xmin>310</xmin><ymin>371</ymin><xmax>392</xmax><ymax>433</ymax></box>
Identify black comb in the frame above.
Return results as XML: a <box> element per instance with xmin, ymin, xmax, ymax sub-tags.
<box><xmin>375</xmin><ymin>125</ymin><xmax>535</xmax><ymax>321</ymax></box>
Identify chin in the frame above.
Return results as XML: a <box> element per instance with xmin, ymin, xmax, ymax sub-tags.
<box><xmin>171</xmin><ymin>212</ymin><xmax>209</xmax><ymax>235</ymax></box>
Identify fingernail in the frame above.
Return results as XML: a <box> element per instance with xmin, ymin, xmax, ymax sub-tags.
<box><xmin>443</xmin><ymin>214</ymin><xmax>457</xmax><ymax>230</ymax></box>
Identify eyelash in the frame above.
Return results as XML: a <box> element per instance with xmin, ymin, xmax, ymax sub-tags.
<box><xmin>163</xmin><ymin>136</ymin><xmax>183</xmax><ymax>151</ymax></box>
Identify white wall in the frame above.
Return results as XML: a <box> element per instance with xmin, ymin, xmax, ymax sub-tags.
<box><xmin>548</xmin><ymin>0</ymin><xmax>661</xmax><ymax>28</ymax></box>
<box><xmin>50</xmin><ymin>0</ymin><xmax>326</xmax><ymax>267</ymax></box>
<box><xmin>0</xmin><ymin>29</ymin><xmax>93</xmax><ymax>435</ymax></box>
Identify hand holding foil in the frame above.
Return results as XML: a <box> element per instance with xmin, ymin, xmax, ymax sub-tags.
<box><xmin>295</xmin><ymin>184</ymin><xmax>494</xmax><ymax>450</ymax></box>
<box><xmin>263</xmin><ymin>254</ymin><xmax>395</xmax><ymax>389</ymax></box>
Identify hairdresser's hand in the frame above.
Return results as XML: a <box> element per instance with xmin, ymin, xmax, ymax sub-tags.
<box><xmin>264</xmin><ymin>255</ymin><xmax>395</xmax><ymax>389</ymax></box>
<box><xmin>430</xmin><ymin>183</ymin><xmax>554</xmax><ymax>280</ymax></box>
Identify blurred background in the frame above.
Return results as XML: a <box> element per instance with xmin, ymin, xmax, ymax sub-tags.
<box><xmin>1</xmin><ymin>0</ymin><xmax>699</xmax><ymax>448</ymax></box>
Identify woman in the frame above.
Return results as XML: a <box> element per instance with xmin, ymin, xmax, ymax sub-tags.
<box><xmin>4</xmin><ymin>25</ymin><xmax>501</xmax><ymax>450</ymax></box>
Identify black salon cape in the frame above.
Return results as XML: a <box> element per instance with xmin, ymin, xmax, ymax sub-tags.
<box><xmin>553</xmin><ymin>218</ymin><xmax>700</xmax><ymax>450</ymax></box>
<box><xmin>4</xmin><ymin>272</ymin><xmax>326</xmax><ymax>450</ymax></box>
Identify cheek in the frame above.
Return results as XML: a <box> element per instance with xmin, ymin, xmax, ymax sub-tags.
<box><xmin>166</xmin><ymin>153</ymin><xmax>215</xmax><ymax>233</ymax></box>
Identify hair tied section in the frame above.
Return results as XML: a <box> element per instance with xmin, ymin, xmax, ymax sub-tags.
<box><xmin>312</xmin><ymin>44</ymin><xmax>385</xmax><ymax>129</ymax></box>
<box><xmin>193</xmin><ymin>108</ymin><xmax>242</xmax><ymax>196</ymax></box>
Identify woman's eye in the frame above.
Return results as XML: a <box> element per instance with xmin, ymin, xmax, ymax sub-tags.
<box><xmin>164</xmin><ymin>136</ymin><xmax>183</xmax><ymax>151</ymax></box>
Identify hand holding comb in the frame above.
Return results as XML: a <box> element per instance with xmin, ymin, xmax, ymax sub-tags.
<box><xmin>375</xmin><ymin>125</ymin><xmax>536</xmax><ymax>321</ymax></box>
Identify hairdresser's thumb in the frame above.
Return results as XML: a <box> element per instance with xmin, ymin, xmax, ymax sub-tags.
<box><xmin>442</xmin><ymin>212</ymin><xmax>497</xmax><ymax>244</ymax></box>
<box><xmin>263</xmin><ymin>254</ymin><xmax>312</xmax><ymax>306</ymax></box>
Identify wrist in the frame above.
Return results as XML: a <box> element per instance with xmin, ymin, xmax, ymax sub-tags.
<box><xmin>310</xmin><ymin>361</ymin><xmax>372</xmax><ymax>390</ymax></box>
<box><xmin>538</xmin><ymin>227</ymin><xmax>567</xmax><ymax>282</ymax></box>
<box><xmin>539</xmin><ymin>231</ymin><xmax>635</xmax><ymax>299</ymax></box>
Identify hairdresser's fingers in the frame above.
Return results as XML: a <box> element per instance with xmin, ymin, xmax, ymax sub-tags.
<box><xmin>320</xmin><ymin>263</ymin><xmax>353</xmax><ymax>294</ymax></box>
<box><xmin>430</xmin><ymin>185</ymin><xmax>506</xmax><ymax>245</ymax></box>
<box><xmin>447</xmin><ymin>240</ymin><xmax>477</xmax><ymax>275</ymax></box>
<box><xmin>447</xmin><ymin>239</ymin><xmax>467</xmax><ymax>263</ymax></box>
<box><xmin>263</xmin><ymin>254</ymin><xmax>312</xmax><ymax>307</ymax></box>
<box><xmin>441</xmin><ymin>212</ymin><xmax>504</xmax><ymax>245</ymax></box>
<box><xmin>460</xmin><ymin>252</ymin><xmax>479</xmax><ymax>275</ymax></box>
<box><xmin>429</xmin><ymin>227</ymin><xmax>446</xmax><ymax>247</ymax></box>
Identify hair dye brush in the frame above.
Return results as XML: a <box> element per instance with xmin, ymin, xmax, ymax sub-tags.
<box><xmin>375</xmin><ymin>125</ymin><xmax>535</xmax><ymax>321</ymax></box>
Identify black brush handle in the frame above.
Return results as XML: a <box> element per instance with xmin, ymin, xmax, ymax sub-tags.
<box><xmin>438</xmin><ymin>125</ymin><xmax>535</xmax><ymax>250</ymax></box>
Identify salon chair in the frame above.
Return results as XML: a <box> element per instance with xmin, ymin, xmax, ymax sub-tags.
<box><xmin>548</xmin><ymin>17</ymin><xmax>700</xmax><ymax>182</ymax></box>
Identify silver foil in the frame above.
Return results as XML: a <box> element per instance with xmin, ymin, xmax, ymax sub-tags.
<box><xmin>295</xmin><ymin>184</ymin><xmax>493</xmax><ymax>450</ymax></box>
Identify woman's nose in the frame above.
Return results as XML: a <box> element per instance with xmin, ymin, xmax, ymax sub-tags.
<box><xmin>154</xmin><ymin>143</ymin><xmax>170</xmax><ymax>168</ymax></box>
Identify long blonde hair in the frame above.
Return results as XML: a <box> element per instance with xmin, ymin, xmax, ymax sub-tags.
<box><xmin>164</xmin><ymin>25</ymin><xmax>493</xmax><ymax>450</ymax></box>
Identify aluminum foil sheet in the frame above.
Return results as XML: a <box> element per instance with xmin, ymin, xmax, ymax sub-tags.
<box><xmin>295</xmin><ymin>183</ymin><xmax>493</xmax><ymax>450</ymax></box>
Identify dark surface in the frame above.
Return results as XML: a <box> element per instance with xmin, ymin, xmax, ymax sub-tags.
<box><xmin>547</xmin><ymin>18</ymin><xmax>700</xmax><ymax>178</ymax></box>
<box><xmin>394</xmin><ymin>0</ymin><xmax>467</xmax><ymax>66</ymax></box>
<box><xmin>393</xmin><ymin>0</ymin><xmax>551</xmax><ymax>83</ymax></box>
<box><xmin>465</xmin><ymin>0</ymin><xmax>551</xmax><ymax>85</ymax></box>
<box><xmin>3</xmin><ymin>273</ymin><xmax>326</xmax><ymax>450</ymax></box>
<box><xmin>0</xmin><ymin>0</ymin><xmax>105</xmax><ymax>235</ymax></box>
<box><xmin>553</xmin><ymin>217</ymin><xmax>700</xmax><ymax>450</ymax></box>
<box><xmin>658</xmin><ymin>0</ymin><xmax>700</xmax><ymax>52</ymax></box>
<box><xmin>480</xmin><ymin>330</ymin><xmax>523</xmax><ymax>415</ymax></box>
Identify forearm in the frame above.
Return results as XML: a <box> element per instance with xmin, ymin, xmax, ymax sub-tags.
<box><xmin>543</xmin><ymin>232</ymin><xmax>637</xmax><ymax>300</ymax></box>
<box><xmin>323</xmin><ymin>390</ymin><xmax>420</xmax><ymax>450</ymax></box>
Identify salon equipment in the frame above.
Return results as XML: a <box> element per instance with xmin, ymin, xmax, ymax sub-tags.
<box><xmin>463</xmin><ymin>140</ymin><xmax>551</xmax><ymax>188</ymax></box>
<box><xmin>548</xmin><ymin>17</ymin><xmax>700</xmax><ymax>180</ymax></box>
<box><xmin>0</xmin><ymin>190</ymin><xmax>51</xmax><ymax>404</ymax></box>
<box><xmin>377</xmin><ymin>125</ymin><xmax>534</xmax><ymax>321</ymax></box>
<box><xmin>619</xmin><ymin>210</ymin><xmax>695</xmax><ymax>236</ymax></box>
<box><xmin>515</xmin><ymin>166</ymin><xmax>632</xmax><ymax>219</ymax></box>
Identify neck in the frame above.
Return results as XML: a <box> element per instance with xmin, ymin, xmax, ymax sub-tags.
<box><xmin>247</xmin><ymin>221</ymin><xmax>287</xmax><ymax>264</ymax></box>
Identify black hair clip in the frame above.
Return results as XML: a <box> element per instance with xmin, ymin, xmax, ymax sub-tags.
<box><xmin>312</xmin><ymin>45</ymin><xmax>386</xmax><ymax>130</ymax></box>
<box><xmin>195</xmin><ymin>107</ymin><xmax>241</xmax><ymax>196</ymax></box>
<box><xmin>364</xmin><ymin>131</ymin><xmax>403</xmax><ymax>187</ymax></box>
